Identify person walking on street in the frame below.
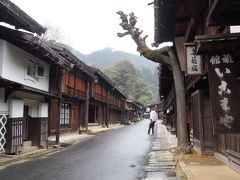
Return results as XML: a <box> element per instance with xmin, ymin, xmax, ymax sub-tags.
<box><xmin>148</xmin><ymin>106</ymin><xmax>158</xmax><ymax>134</ymax></box>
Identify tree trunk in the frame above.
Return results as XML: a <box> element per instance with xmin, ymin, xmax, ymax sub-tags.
<box><xmin>117</xmin><ymin>11</ymin><xmax>189</xmax><ymax>148</ymax></box>
<box><xmin>171</xmin><ymin>59</ymin><xmax>188</xmax><ymax>147</ymax></box>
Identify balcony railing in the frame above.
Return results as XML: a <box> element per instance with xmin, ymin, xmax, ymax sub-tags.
<box><xmin>94</xmin><ymin>93</ymin><xmax>107</xmax><ymax>103</ymax></box>
<box><xmin>63</xmin><ymin>86</ymin><xmax>86</xmax><ymax>99</ymax></box>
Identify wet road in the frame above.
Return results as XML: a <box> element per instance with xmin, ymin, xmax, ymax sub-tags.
<box><xmin>0</xmin><ymin>119</ymin><xmax>154</xmax><ymax>180</ymax></box>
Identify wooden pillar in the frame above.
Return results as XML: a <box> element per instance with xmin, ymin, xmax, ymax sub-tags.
<box><xmin>99</xmin><ymin>104</ymin><xmax>103</xmax><ymax>127</ymax></box>
<box><xmin>56</xmin><ymin>69</ymin><xmax>62</xmax><ymax>145</ymax></box>
<box><xmin>78</xmin><ymin>102</ymin><xmax>82</xmax><ymax>134</ymax></box>
<box><xmin>84</xmin><ymin>81</ymin><xmax>90</xmax><ymax>130</ymax></box>
<box><xmin>106</xmin><ymin>91</ymin><xmax>109</xmax><ymax>128</ymax></box>
<box><xmin>94</xmin><ymin>105</ymin><xmax>97</xmax><ymax>123</ymax></box>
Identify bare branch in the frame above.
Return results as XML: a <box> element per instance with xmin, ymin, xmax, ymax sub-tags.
<box><xmin>117</xmin><ymin>32</ymin><xmax>130</xmax><ymax>37</ymax></box>
<box><xmin>129</xmin><ymin>12</ymin><xmax>137</xmax><ymax>27</ymax></box>
<box><xmin>117</xmin><ymin>11</ymin><xmax>172</xmax><ymax>65</ymax></box>
<box><xmin>151</xmin><ymin>42</ymin><xmax>159</xmax><ymax>47</ymax></box>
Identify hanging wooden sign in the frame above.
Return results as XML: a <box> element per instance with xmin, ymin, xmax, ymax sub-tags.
<box><xmin>185</xmin><ymin>44</ymin><xmax>202</xmax><ymax>75</ymax></box>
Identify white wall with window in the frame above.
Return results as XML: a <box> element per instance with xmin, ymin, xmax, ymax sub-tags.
<box><xmin>60</xmin><ymin>103</ymin><xmax>70</xmax><ymax>126</ymax></box>
<box><xmin>0</xmin><ymin>39</ymin><xmax>50</xmax><ymax>92</ymax></box>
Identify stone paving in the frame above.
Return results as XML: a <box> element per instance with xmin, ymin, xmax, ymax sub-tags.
<box><xmin>144</xmin><ymin>123</ymin><xmax>181</xmax><ymax>180</ymax></box>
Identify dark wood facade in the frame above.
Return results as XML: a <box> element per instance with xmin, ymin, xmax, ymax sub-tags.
<box><xmin>89</xmin><ymin>68</ymin><xmax>127</xmax><ymax>127</ymax></box>
<box><xmin>48</xmin><ymin>45</ymin><xmax>93</xmax><ymax>136</ymax></box>
<box><xmin>154</xmin><ymin>0</ymin><xmax>240</xmax><ymax>170</ymax></box>
<box><xmin>124</xmin><ymin>100</ymin><xmax>142</xmax><ymax>123</ymax></box>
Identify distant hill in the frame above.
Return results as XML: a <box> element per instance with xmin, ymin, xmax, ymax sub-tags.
<box><xmin>71</xmin><ymin>47</ymin><xmax>158</xmax><ymax>71</ymax></box>
<box><xmin>71</xmin><ymin>49</ymin><xmax>87</xmax><ymax>62</ymax></box>
<box><xmin>71</xmin><ymin>47</ymin><xmax>160</xmax><ymax>103</ymax></box>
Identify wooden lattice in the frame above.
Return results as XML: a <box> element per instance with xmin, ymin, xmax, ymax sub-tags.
<box><xmin>0</xmin><ymin>115</ymin><xmax>7</xmax><ymax>151</ymax></box>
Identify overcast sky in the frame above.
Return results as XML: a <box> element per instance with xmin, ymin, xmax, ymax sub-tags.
<box><xmin>10</xmin><ymin>0</ymin><xmax>155</xmax><ymax>55</ymax></box>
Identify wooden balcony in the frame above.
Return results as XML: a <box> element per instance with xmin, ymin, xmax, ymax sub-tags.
<box><xmin>63</xmin><ymin>86</ymin><xmax>86</xmax><ymax>100</ymax></box>
<box><xmin>94</xmin><ymin>93</ymin><xmax>107</xmax><ymax>103</ymax></box>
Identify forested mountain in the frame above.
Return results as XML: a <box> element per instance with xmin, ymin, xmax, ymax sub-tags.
<box><xmin>72</xmin><ymin>48</ymin><xmax>158</xmax><ymax>71</ymax></box>
<box><xmin>71</xmin><ymin>48</ymin><xmax>159</xmax><ymax>104</ymax></box>
<box><xmin>104</xmin><ymin>61</ymin><xmax>158</xmax><ymax>105</ymax></box>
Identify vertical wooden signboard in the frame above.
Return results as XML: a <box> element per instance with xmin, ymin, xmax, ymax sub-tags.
<box><xmin>208</xmin><ymin>53</ymin><xmax>240</xmax><ymax>134</ymax></box>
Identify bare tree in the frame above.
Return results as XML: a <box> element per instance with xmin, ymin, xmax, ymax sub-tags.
<box><xmin>38</xmin><ymin>25</ymin><xmax>72</xmax><ymax>50</ymax></box>
<box><xmin>41</xmin><ymin>25</ymin><xmax>65</xmax><ymax>43</ymax></box>
<box><xmin>117</xmin><ymin>11</ymin><xmax>188</xmax><ymax>148</ymax></box>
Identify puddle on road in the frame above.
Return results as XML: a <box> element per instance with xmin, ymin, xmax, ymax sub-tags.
<box><xmin>129</xmin><ymin>164</ymin><xmax>136</xmax><ymax>168</ymax></box>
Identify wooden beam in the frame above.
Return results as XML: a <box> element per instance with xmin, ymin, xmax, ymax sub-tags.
<box><xmin>207</xmin><ymin>0</ymin><xmax>240</xmax><ymax>26</ymax></box>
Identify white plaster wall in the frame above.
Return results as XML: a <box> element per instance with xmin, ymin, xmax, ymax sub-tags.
<box><xmin>0</xmin><ymin>40</ymin><xmax>3</xmax><ymax>76</ymax></box>
<box><xmin>0</xmin><ymin>39</ymin><xmax>50</xmax><ymax>91</ymax></box>
<box><xmin>28</xmin><ymin>104</ymin><xmax>39</xmax><ymax>118</ymax></box>
<box><xmin>9</xmin><ymin>99</ymin><xmax>24</xmax><ymax>118</ymax></box>
<box><xmin>0</xmin><ymin>88</ymin><xmax>8</xmax><ymax>114</ymax></box>
<box><xmin>38</xmin><ymin>103</ymin><xmax>48</xmax><ymax>118</ymax></box>
<box><xmin>230</xmin><ymin>26</ymin><xmax>240</xmax><ymax>33</ymax></box>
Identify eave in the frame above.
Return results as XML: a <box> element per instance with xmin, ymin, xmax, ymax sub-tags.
<box><xmin>0</xmin><ymin>0</ymin><xmax>46</xmax><ymax>35</ymax></box>
<box><xmin>48</xmin><ymin>43</ymin><xmax>94</xmax><ymax>79</ymax></box>
<box><xmin>154</xmin><ymin>0</ymin><xmax>207</xmax><ymax>43</ymax></box>
<box><xmin>154</xmin><ymin>0</ymin><xmax>177</xmax><ymax>43</ymax></box>
<box><xmin>207</xmin><ymin>0</ymin><xmax>240</xmax><ymax>26</ymax></box>
<box><xmin>0</xmin><ymin>26</ymin><xmax>71</xmax><ymax>69</ymax></box>
<box><xmin>195</xmin><ymin>33</ymin><xmax>240</xmax><ymax>55</ymax></box>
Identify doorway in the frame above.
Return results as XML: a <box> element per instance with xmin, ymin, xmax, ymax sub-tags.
<box><xmin>89</xmin><ymin>105</ymin><xmax>95</xmax><ymax>123</ymax></box>
<box><xmin>23</xmin><ymin>105</ymin><xmax>30</xmax><ymax>140</ymax></box>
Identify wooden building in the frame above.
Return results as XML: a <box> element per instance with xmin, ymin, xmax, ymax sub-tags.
<box><xmin>109</xmin><ymin>86</ymin><xmax>127</xmax><ymax>124</ymax></box>
<box><xmin>0</xmin><ymin>0</ymin><xmax>139</xmax><ymax>155</ymax></box>
<box><xmin>89</xmin><ymin>68</ymin><xmax>127</xmax><ymax>127</ymax></box>
<box><xmin>124</xmin><ymin>100</ymin><xmax>142</xmax><ymax>123</ymax></box>
<box><xmin>47</xmin><ymin>43</ymin><xmax>94</xmax><ymax>137</ymax></box>
<box><xmin>154</xmin><ymin>0</ymin><xmax>240</xmax><ymax>171</ymax></box>
<box><xmin>0</xmin><ymin>0</ymin><xmax>70</xmax><ymax>153</ymax></box>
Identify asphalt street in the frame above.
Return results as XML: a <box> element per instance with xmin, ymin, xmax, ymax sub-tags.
<box><xmin>0</xmin><ymin>119</ymin><xmax>155</xmax><ymax>180</ymax></box>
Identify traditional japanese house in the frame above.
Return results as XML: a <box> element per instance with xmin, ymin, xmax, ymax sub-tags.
<box><xmin>132</xmin><ymin>100</ymin><xmax>143</xmax><ymax>121</ymax></box>
<box><xmin>154</xmin><ymin>0</ymin><xmax>240</xmax><ymax>171</ymax></box>
<box><xmin>125</xmin><ymin>99</ymin><xmax>142</xmax><ymax>123</ymax></box>
<box><xmin>89</xmin><ymin>68</ymin><xmax>127</xmax><ymax>127</ymax></box>
<box><xmin>47</xmin><ymin>43</ymin><xmax>94</xmax><ymax>137</ymax></box>
<box><xmin>0</xmin><ymin>0</ymin><xmax>70</xmax><ymax>154</ymax></box>
<box><xmin>109</xmin><ymin>86</ymin><xmax>127</xmax><ymax>124</ymax></box>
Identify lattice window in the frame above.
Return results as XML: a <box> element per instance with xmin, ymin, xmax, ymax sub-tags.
<box><xmin>60</xmin><ymin>103</ymin><xmax>70</xmax><ymax>125</ymax></box>
<box><xmin>0</xmin><ymin>115</ymin><xmax>7</xmax><ymax>151</ymax></box>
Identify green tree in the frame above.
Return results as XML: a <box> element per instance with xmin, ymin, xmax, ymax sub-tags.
<box><xmin>104</xmin><ymin>60</ymin><xmax>155</xmax><ymax>105</ymax></box>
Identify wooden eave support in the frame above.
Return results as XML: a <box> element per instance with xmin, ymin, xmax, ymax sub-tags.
<box><xmin>195</xmin><ymin>33</ymin><xmax>240</xmax><ymax>55</ymax></box>
<box><xmin>207</xmin><ymin>0</ymin><xmax>240</xmax><ymax>26</ymax></box>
